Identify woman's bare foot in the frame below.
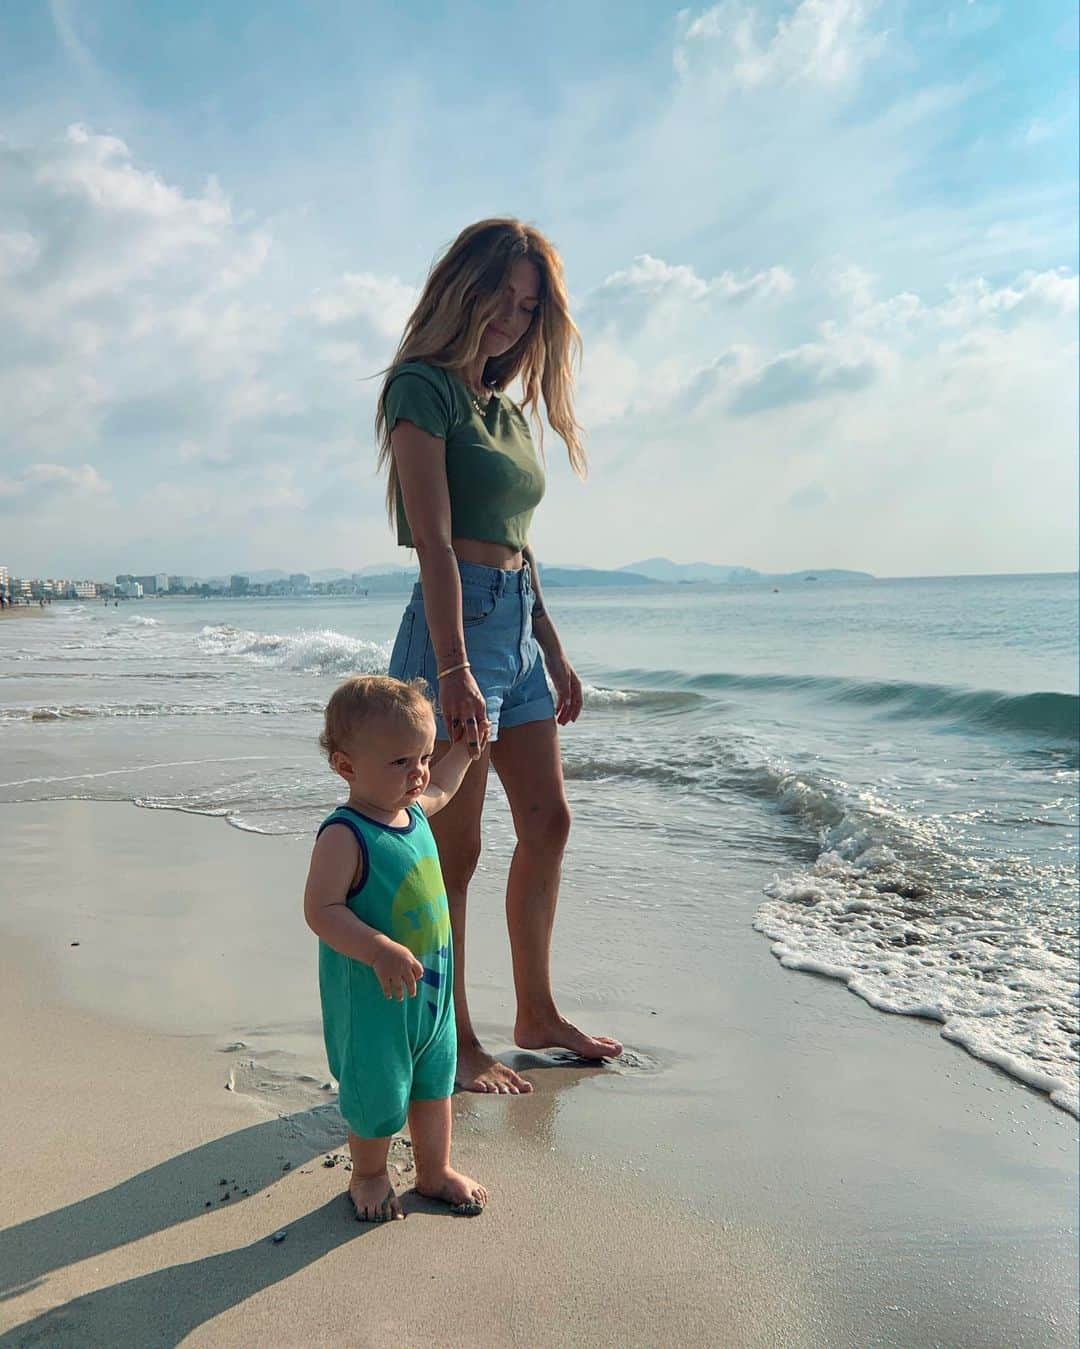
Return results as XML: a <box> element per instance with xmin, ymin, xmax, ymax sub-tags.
<box><xmin>348</xmin><ymin>1171</ymin><xmax>403</xmax><ymax>1223</ymax></box>
<box><xmin>454</xmin><ymin>1037</ymin><xmax>534</xmax><ymax>1094</ymax></box>
<box><xmin>515</xmin><ymin>1013</ymin><xmax>623</xmax><ymax>1061</ymax></box>
<box><xmin>415</xmin><ymin>1166</ymin><xmax>488</xmax><ymax>1216</ymax></box>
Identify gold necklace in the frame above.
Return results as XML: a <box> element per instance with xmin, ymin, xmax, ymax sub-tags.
<box><xmin>468</xmin><ymin>384</ymin><xmax>493</xmax><ymax>415</ymax></box>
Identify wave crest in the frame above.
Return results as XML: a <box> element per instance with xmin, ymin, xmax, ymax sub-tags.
<box><xmin>607</xmin><ymin>667</ymin><xmax>1078</xmax><ymax>744</ymax></box>
<box><xmin>197</xmin><ymin>624</ymin><xmax>388</xmax><ymax>676</ymax></box>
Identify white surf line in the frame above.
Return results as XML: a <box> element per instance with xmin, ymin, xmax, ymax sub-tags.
<box><xmin>0</xmin><ymin>755</ymin><xmax>284</xmax><ymax>788</ymax></box>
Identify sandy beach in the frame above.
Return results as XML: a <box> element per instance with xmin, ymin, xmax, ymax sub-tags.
<box><xmin>0</xmin><ymin>944</ymin><xmax>796</xmax><ymax>1349</ymax></box>
<box><xmin>0</xmin><ymin>799</ymin><xmax>1075</xmax><ymax>1347</ymax></box>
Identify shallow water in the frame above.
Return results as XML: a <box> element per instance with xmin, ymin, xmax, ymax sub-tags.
<box><xmin>1</xmin><ymin>572</ymin><xmax>1076</xmax><ymax>1114</ymax></box>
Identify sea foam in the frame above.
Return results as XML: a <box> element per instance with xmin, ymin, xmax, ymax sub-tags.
<box><xmin>197</xmin><ymin>624</ymin><xmax>388</xmax><ymax>675</ymax></box>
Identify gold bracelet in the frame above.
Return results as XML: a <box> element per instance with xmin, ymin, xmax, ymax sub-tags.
<box><xmin>437</xmin><ymin>661</ymin><xmax>471</xmax><ymax>679</ymax></box>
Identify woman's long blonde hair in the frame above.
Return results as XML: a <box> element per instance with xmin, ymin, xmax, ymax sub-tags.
<box><xmin>376</xmin><ymin>218</ymin><xmax>585</xmax><ymax>527</ymax></box>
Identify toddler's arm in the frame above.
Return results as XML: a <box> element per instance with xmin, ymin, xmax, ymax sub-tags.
<box><xmin>420</xmin><ymin>739</ymin><xmax>474</xmax><ymax>817</ymax></box>
<box><xmin>303</xmin><ymin>825</ymin><xmax>423</xmax><ymax>1000</ymax></box>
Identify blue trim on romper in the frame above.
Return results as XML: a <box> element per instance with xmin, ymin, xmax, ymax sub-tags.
<box><xmin>334</xmin><ymin>802</ymin><xmax>419</xmax><ymax>835</ymax></box>
<box><xmin>316</xmin><ymin>811</ymin><xmax>372</xmax><ymax>899</ymax></box>
<box><xmin>315</xmin><ymin>803</ymin><xmax>422</xmax><ymax>899</ymax></box>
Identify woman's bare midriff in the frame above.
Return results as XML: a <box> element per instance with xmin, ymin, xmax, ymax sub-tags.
<box><xmin>451</xmin><ymin>537</ymin><xmax>524</xmax><ymax>571</ymax></box>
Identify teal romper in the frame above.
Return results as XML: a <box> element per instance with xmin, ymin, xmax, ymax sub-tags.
<box><xmin>317</xmin><ymin>804</ymin><xmax>456</xmax><ymax>1138</ymax></box>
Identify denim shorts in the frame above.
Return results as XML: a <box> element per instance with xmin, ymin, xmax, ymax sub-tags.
<box><xmin>388</xmin><ymin>561</ymin><xmax>555</xmax><ymax>742</ymax></box>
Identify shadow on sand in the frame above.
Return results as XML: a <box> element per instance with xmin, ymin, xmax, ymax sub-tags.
<box><xmin>1</xmin><ymin>1105</ymin><xmax>348</xmax><ymax>1307</ymax></box>
<box><xmin>0</xmin><ymin>1056</ymin><xmax>619</xmax><ymax>1347</ymax></box>
<box><xmin>0</xmin><ymin>1190</ymin><xmax>402</xmax><ymax>1348</ymax></box>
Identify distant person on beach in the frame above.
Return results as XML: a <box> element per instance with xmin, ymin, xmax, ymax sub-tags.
<box><xmin>304</xmin><ymin>675</ymin><xmax>487</xmax><ymax>1221</ymax></box>
<box><xmin>377</xmin><ymin>218</ymin><xmax>622</xmax><ymax>1094</ymax></box>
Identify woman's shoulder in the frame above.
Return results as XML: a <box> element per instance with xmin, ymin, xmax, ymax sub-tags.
<box><xmin>383</xmin><ymin>361</ymin><xmax>468</xmax><ymax>437</ymax></box>
<box><xmin>387</xmin><ymin>359</ymin><xmax>451</xmax><ymax>389</ymax></box>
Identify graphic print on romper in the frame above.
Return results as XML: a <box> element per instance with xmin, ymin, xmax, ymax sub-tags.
<box><xmin>391</xmin><ymin>852</ymin><xmax>450</xmax><ymax>1021</ymax></box>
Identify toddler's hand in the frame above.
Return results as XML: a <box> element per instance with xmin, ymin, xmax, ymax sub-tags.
<box><xmin>372</xmin><ymin>942</ymin><xmax>424</xmax><ymax>1000</ymax></box>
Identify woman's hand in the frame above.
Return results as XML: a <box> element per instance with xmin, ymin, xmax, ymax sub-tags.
<box><xmin>543</xmin><ymin>646</ymin><xmax>584</xmax><ymax>726</ymax></box>
<box><xmin>439</xmin><ymin>667</ymin><xmax>491</xmax><ymax>758</ymax></box>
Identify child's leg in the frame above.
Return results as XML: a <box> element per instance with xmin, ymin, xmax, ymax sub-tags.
<box><xmin>408</xmin><ymin>1097</ymin><xmax>487</xmax><ymax>1215</ymax></box>
<box><xmin>347</xmin><ymin>1131</ymin><xmax>403</xmax><ymax>1222</ymax></box>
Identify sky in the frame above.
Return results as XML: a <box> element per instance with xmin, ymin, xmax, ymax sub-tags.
<box><xmin>0</xmin><ymin>0</ymin><xmax>1076</xmax><ymax>579</ymax></box>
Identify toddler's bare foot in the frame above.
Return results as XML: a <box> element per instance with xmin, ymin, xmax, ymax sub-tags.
<box><xmin>348</xmin><ymin>1171</ymin><xmax>403</xmax><ymax>1223</ymax></box>
<box><xmin>455</xmin><ymin>1038</ymin><xmax>533</xmax><ymax>1094</ymax></box>
<box><xmin>415</xmin><ymin>1167</ymin><xmax>487</xmax><ymax>1216</ymax></box>
<box><xmin>515</xmin><ymin>1013</ymin><xmax>623</xmax><ymax>1061</ymax></box>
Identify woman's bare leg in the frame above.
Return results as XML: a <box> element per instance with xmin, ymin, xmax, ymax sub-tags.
<box><xmin>490</xmin><ymin>719</ymin><xmax>623</xmax><ymax>1060</ymax></box>
<box><xmin>427</xmin><ymin>740</ymin><xmax>533</xmax><ymax>1094</ymax></box>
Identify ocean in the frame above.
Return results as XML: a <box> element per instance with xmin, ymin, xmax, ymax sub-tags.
<box><xmin>1</xmin><ymin>571</ymin><xmax>1076</xmax><ymax>1116</ymax></box>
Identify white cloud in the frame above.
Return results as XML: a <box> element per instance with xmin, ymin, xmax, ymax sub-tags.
<box><xmin>551</xmin><ymin>256</ymin><xmax>1076</xmax><ymax>573</ymax></box>
<box><xmin>1</xmin><ymin>0</ymin><xmax>1075</xmax><ymax>586</ymax></box>
<box><xmin>937</xmin><ymin>269</ymin><xmax>1079</xmax><ymax>326</ymax></box>
<box><xmin>0</xmin><ymin>230</ymin><xmax>40</xmax><ymax>277</ymax></box>
<box><xmin>675</xmin><ymin>0</ymin><xmax>885</xmax><ymax>88</ymax></box>
<box><xmin>0</xmin><ymin>124</ymin><xmax>403</xmax><ymax>570</ymax></box>
<box><xmin>37</xmin><ymin>124</ymin><xmax>230</xmax><ymax>229</ymax></box>
<box><xmin>729</xmin><ymin>341</ymin><xmax>880</xmax><ymax>414</ymax></box>
<box><xmin>595</xmin><ymin>254</ymin><xmax>793</xmax><ymax>305</ymax></box>
<box><xmin>311</xmin><ymin>271</ymin><xmax>419</xmax><ymax>340</ymax></box>
<box><xmin>0</xmin><ymin>461</ymin><xmax>109</xmax><ymax>509</ymax></box>
<box><xmin>580</xmin><ymin>255</ymin><xmax>795</xmax><ymax>372</ymax></box>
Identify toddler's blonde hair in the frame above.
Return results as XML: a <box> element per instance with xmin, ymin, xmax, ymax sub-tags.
<box><xmin>320</xmin><ymin>674</ymin><xmax>433</xmax><ymax>760</ymax></box>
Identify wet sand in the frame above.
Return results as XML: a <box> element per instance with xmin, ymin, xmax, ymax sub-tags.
<box><xmin>0</xmin><ymin>946</ymin><xmax>809</xmax><ymax>1349</ymax></box>
<box><xmin>0</xmin><ymin>800</ymin><xmax>1076</xmax><ymax>1347</ymax></box>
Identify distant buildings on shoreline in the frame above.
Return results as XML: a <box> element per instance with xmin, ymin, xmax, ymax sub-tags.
<box><xmin>0</xmin><ymin>567</ymin><xmax>370</xmax><ymax>602</ymax></box>
<box><xmin>0</xmin><ymin>564</ymin><xmax>100</xmax><ymax>602</ymax></box>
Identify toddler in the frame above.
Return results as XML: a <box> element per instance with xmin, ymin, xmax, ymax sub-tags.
<box><xmin>304</xmin><ymin>674</ymin><xmax>486</xmax><ymax>1220</ymax></box>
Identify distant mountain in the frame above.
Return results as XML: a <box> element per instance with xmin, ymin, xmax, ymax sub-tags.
<box><xmin>231</xmin><ymin>566</ymin><xmax>410</xmax><ymax>583</ymax></box>
<box><xmin>621</xmin><ymin>557</ymin><xmax>874</xmax><ymax>584</ymax></box>
<box><xmin>770</xmin><ymin>569</ymin><xmax>874</xmax><ymax>583</ymax></box>
<box><xmin>346</xmin><ymin>564</ymin><xmax>654</xmax><ymax>591</ymax></box>
<box><xmin>621</xmin><ymin>558</ymin><xmax>761</xmax><ymax>583</ymax></box>
<box><xmin>208</xmin><ymin>558</ymin><xmax>873</xmax><ymax>591</ymax></box>
<box><xmin>350</xmin><ymin>562</ymin><xmax>417</xmax><ymax>578</ymax></box>
<box><xmin>358</xmin><ymin>569</ymin><xmax>419</xmax><ymax>593</ymax></box>
<box><xmin>540</xmin><ymin>567</ymin><xmax>654</xmax><ymax>587</ymax></box>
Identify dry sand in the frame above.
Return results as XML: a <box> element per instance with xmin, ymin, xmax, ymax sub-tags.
<box><xmin>0</xmin><ymin>943</ymin><xmax>812</xmax><ymax>1349</ymax></box>
<box><xmin>0</xmin><ymin>800</ymin><xmax>1076</xmax><ymax>1347</ymax></box>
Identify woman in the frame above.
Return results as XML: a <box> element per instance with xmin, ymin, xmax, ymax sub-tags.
<box><xmin>378</xmin><ymin>219</ymin><xmax>622</xmax><ymax>1094</ymax></box>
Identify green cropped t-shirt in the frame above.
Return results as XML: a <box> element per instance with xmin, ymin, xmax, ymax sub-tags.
<box><xmin>383</xmin><ymin>361</ymin><xmax>545</xmax><ymax>551</ymax></box>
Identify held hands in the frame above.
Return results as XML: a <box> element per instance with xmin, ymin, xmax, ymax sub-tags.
<box><xmin>439</xmin><ymin>666</ymin><xmax>491</xmax><ymax>760</ymax></box>
<box><xmin>372</xmin><ymin>940</ymin><xmax>425</xmax><ymax>1001</ymax></box>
